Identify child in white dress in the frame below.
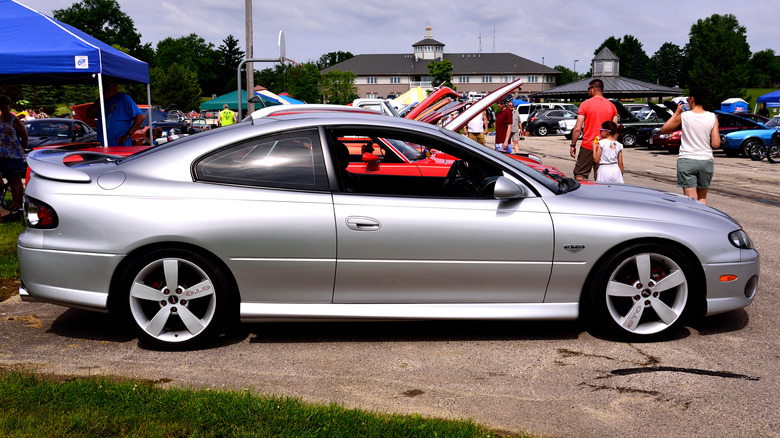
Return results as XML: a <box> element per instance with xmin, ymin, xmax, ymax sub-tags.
<box><xmin>593</xmin><ymin>121</ymin><xmax>624</xmax><ymax>183</ymax></box>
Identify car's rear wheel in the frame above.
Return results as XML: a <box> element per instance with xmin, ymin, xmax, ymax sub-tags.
<box><xmin>622</xmin><ymin>132</ymin><xmax>637</xmax><ymax>147</ymax></box>
<box><xmin>588</xmin><ymin>244</ymin><xmax>695</xmax><ymax>341</ymax></box>
<box><xmin>535</xmin><ymin>125</ymin><xmax>549</xmax><ymax>136</ymax></box>
<box><xmin>119</xmin><ymin>249</ymin><xmax>231</xmax><ymax>349</ymax></box>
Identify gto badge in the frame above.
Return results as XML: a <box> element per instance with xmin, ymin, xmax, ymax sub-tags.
<box><xmin>564</xmin><ymin>244</ymin><xmax>586</xmax><ymax>253</ymax></box>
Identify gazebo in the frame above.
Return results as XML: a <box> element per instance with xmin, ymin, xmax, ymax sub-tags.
<box><xmin>530</xmin><ymin>47</ymin><xmax>682</xmax><ymax>101</ymax></box>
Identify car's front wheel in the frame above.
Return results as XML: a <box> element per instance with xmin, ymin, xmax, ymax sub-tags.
<box><xmin>588</xmin><ymin>244</ymin><xmax>696</xmax><ymax>341</ymax></box>
<box><xmin>119</xmin><ymin>249</ymin><xmax>232</xmax><ymax>349</ymax></box>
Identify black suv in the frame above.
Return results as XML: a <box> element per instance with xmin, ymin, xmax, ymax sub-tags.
<box><xmin>527</xmin><ymin>109</ymin><xmax>578</xmax><ymax>136</ymax></box>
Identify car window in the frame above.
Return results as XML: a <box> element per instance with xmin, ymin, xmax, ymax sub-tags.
<box><xmin>516</xmin><ymin>106</ymin><xmax>530</xmax><ymax>115</ymax></box>
<box><xmin>195</xmin><ymin>129</ymin><xmax>329</xmax><ymax>191</ymax></box>
<box><xmin>328</xmin><ymin>127</ymin><xmax>507</xmax><ymax>198</ymax></box>
<box><xmin>548</xmin><ymin>111</ymin><xmax>562</xmax><ymax>118</ymax></box>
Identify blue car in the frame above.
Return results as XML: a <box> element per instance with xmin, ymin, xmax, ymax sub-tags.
<box><xmin>721</xmin><ymin>114</ymin><xmax>780</xmax><ymax>157</ymax></box>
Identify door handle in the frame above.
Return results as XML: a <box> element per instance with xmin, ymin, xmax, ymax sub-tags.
<box><xmin>345</xmin><ymin>216</ymin><xmax>381</xmax><ymax>231</ymax></box>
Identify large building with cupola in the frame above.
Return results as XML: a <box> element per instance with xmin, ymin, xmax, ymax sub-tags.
<box><xmin>322</xmin><ymin>26</ymin><xmax>561</xmax><ymax>99</ymax></box>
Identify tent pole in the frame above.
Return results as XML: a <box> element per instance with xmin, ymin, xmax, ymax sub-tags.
<box><xmin>147</xmin><ymin>84</ymin><xmax>152</xmax><ymax>145</ymax></box>
<box><xmin>97</xmin><ymin>74</ymin><xmax>109</xmax><ymax>147</ymax></box>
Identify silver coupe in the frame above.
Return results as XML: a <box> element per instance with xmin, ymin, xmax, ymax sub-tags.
<box><xmin>18</xmin><ymin>111</ymin><xmax>759</xmax><ymax>349</ymax></box>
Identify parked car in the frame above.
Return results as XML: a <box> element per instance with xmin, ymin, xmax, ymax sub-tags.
<box><xmin>199</xmin><ymin>110</ymin><xmax>219</xmax><ymax>129</ymax></box>
<box><xmin>131</xmin><ymin>110</ymin><xmax>191</xmax><ymax>144</ymax></box>
<box><xmin>20</xmin><ymin>110</ymin><xmax>758</xmax><ymax>349</ymax></box>
<box><xmin>23</xmin><ymin>118</ymin><xmax>97</xmax><ymax>152</ymax></box>
<box><xmin>623</xmin><ymin>103</ymin><xmax>647</xmax><ymax>116</ymax></box>
<box><xmin>611</xmin><ymin>100</ymin><xmax>672</xmax><ymax>147</ymax></box>
<box><xmin>189</xmin><ymin>118</ymin><xmax>211</xmax><ymax>134</ymax></box>
<box><xmin>721</xmin><ymin>120</ymin><xmax>780</xmax><ymax>158</ymax></box>
<box><xmin>527</xmin><ymin>109</ymin><xmax>578</xmax><ymax>136</ymax></box>
<box><xmin>516</xmin><ymin>103</ymin><xmax>577</xmax><ymax>131</ymax></box>
<box><xmin>649</xmin><ymin>111</ymin><xmax>766</xmax><ymax>154</ymax></box>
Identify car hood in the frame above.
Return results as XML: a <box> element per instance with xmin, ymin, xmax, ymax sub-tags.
<box><xmin>547</xmin><ymin>182</ymin><xmax>739</xmax><ymax>227</ymax></box>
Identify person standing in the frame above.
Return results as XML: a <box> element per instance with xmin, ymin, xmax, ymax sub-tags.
<box><xmin>593</xmin><ymin>120</ymin><xmax>624</xmax><ymax>183</ymax></box>
<box><xmin>494</xmin><ymin>99</ymin><xmax>512</xmax><ymax>153</ymax></box>
<box><xmin>570</xmin><ymin>79</ymin><xmax>618</xmax><ymax>180</ymax></box>
<box><xmin>87</xmin><ymin>78</ymin><xmax>145</xmax><ymax>146</ymax></box>
<box><xmin>510</xmin><ymin>100</ymin><xmax>522</xmax><ymax>153</ymax></box>
<box><xmin>0</xmin><ymin>95</ymin><xmax>28</xmax><ymax>220</ymax></box>
<box><xmin>660</xmin><ymin>86</ymin><xmax>720</xmax><ymax>205</ymax></box>
<box><xmin>219</xmin><ymin>104</ymin><xmax>236</xmax><ymax>127</ymax></box>
<box><xmin>466</xmin><ymin>109</ymin><xmax>488</xmax><ymax>146</ymax></box>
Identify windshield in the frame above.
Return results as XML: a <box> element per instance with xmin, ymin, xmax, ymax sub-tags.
<box><xmin>383</xmin><ymin>138</ymin><xmax>425</xmax><ymax>161</ymax></box>
<box><xmin>766</xmin><ymin>117</ymin><xmax>780</xmax><ymax>128</ymax></box>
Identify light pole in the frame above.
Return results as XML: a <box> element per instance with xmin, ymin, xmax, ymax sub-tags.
<box><xmin>574</xmin><ymin>59</ymin><xmax>579</xmax><ymax>74</ymax></box>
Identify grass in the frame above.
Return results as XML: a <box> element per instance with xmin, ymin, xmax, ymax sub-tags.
<box><xmin>0</xmin><ymin>370</ymin><xmax>525</xmax><ymax>438</ymax></box>
<box><xmin>0</xmin><ymin>221</ymin><xmax>23</xmax><ymax>282</ymax></box>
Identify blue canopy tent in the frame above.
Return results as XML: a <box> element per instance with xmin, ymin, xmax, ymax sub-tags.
<box><xmin>0</xmin><ymin>0</ymin><xmax>151</xmax><ymax>144</ymax></box>
<box><xmin>756</xmin><ymin>89</ymin><xmax>780</xmax><ymax>109</ymax></box>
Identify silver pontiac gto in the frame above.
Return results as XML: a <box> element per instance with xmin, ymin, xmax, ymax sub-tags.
<box><xmin>18</xmin><ymin>110</ymin><xmax>759</xmax><ymax>349</ymax></box>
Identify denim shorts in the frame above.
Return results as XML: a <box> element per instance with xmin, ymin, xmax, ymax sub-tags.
<box><xmin>677</xmin><ymin>158</ymin><xmax>713</xmax><ymax>189</ymax></box>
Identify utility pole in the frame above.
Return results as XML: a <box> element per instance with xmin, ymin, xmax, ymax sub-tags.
<box><xmin>245</xmin><ymin>0</ymin><xmax>254</xmax><ymax>114</ymax></box>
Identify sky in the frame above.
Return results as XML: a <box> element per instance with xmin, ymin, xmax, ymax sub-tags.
<box><xmin>19</xmin><ymin>0</ymin><xmax>778</xmax><ymax>73</ymax></box>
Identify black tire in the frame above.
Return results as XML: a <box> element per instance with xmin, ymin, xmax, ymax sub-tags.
<box><xmin>118</xmin><ymin>248</ymin><xmax>232</xmax><ymax>350</ymax></box>
<box><xmin>587</xmin><ymin>243</ymin><xmax>696</xmax><ymax>341</ymax></box>
<box><xmin>767</xmin><ymin>144</ymin><xmax>780</xmax><ymax>163</ymax></box>
<box><xmin>535</xmin><ymin>125</ymin><xmax>549</xmax><ymax>136</ymax></box>
<box><xmin>622</xmin><ymin>131</ymin><xmax>637</xmax><ymax>147</ymax></box>
<box><xmin>747</xmin><ymin>140</ymin><xmax>766</xmax><ymax>161</ymax></box>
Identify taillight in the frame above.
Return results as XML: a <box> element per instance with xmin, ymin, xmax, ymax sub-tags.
<box><xmin>529</xmin><ymin>117</ymin><xmax>536</xmax><ymax>123</ymax></box>
<box><xmin>24</xmin><ymin>196</ymin><xmax>58</xmax><ymax>229</ymax></box>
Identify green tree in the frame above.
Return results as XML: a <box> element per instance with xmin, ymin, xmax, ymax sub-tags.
<box><xmin>155</xmin><ymin>34</ymin><xmax>219</xmax><ymax>96</ymax></box>
<box><xmin>255</xmin><ymin>64</ymin><xmax>290</xmax><ymax>95</ymax></box>
<box><xmin>649</xmin><ymin>42</ymin><xmax>685</xmax><ymax>87</ymax></box>
<box><xmin>320</xmin><ymin>70</ymin><xmax>358</xmax><ymax>104</ymax></box>
<box><xmin>427</xmin><ymin>59</ymin><xmax>454</xmax><ymax>89</ymax></box>
<box><xmin>285</xmin><ymin>63</ymin><xmax>321</xmax><ymax>103</ymax></box>
<box><xmin>748</xmin><ymin>49</ymin><xmax>780</xmax><ymax>88</ymax></box>
<box><xmin>553</xmin><ymin>65</ymin><xmax>585</xmax><ymax>86</ymax></box>
<box><xmin>149</xmin><ymin>63</ymin><xmax>202</xmax><ymax>112</ymax></box>
<box><xmin>316</xmin><ymin>51</ymin><xmax>354</xmax><ymax>70</ymax></box>
<box><xmin>216</xmin><ymin>35</ymin><xmax>245</xmax><ymax>95</ymax></box>
<box><xmin>53</xmin><ymin>0</ymin><xmax>150</xmax><ymax>61</ymax></box>
<box><xmin>685</xmin><ymin>14</ymin><xmax>751</xmax><ymax>108</ymax></box>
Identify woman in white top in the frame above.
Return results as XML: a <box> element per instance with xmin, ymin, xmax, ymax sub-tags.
<box><xmin>660</xmin><ymin>86</ymin><xmax>720</xmax><ymax>205</ymax></box>
<box><xmin>593</xmin><ymin>120</ymin><xmax>624</xmax><ymax>183</ymax></box>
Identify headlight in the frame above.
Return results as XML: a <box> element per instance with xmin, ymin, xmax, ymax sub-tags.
<box><xmin>729</xmin><ymin>230</ymin><xmax>754</xmax><ymax>249</ymax></box>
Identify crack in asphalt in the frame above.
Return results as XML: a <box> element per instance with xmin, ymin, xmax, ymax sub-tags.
<box><xmin>610</xmin><ymin>366</ymin><xmax>760</xmax><ymax>381</ymax></box>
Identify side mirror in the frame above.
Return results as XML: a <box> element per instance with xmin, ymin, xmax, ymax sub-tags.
<box><xmin>363</xmin><ymin>152</ymin><xmax>380</xmax><ymax>171</ymax></box>
<box><xmin>493</xmin><ymin>176</ymin><xmax>526</xmax><ymax>199</ymax></box>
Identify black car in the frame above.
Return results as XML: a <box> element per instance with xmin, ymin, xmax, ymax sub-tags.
<box><xmin>23</xmin><ymin>118</ymin><xmax>97</xmax><ymax>152</ymax></box>
<box><xmin>527</xmin><ymin>109</ymin><xmax>578</xmax><ymax>136</ymax></box>
<box><xmin>610</xmin><ymin>100</ymin><xmax>672</xmax><ymax>147</ymax></box>
<box><xmin>142</xmin><ymin>110</ymin><xmax>191</xmax><ymax>135</ymax></box>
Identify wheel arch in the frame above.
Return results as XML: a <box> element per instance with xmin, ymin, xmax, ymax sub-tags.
<box><xmin>577</xmin><ymin>237</ymin><xmax>707</xmax><ymax>320</ymax></box>
<box><xmin>107</xmin><ymin>242</ymin><xmax>241</xmax><ymax>319</ymax></box>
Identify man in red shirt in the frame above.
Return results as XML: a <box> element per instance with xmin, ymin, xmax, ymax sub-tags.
<box><xmin>494</xmin><ymin>99</ymin><xmax>513</xmax><ymax>153</ymax></box>
<box><xmin>570</xmin><ymin>79</ymin><xmax>618</xmax><ymax>180</ymax></box>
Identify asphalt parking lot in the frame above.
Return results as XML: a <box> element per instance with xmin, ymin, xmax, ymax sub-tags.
<box><xmin>1</xmin><ymin>134</ymin><xmax>778</xmax><ymax>437</ymax></box>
